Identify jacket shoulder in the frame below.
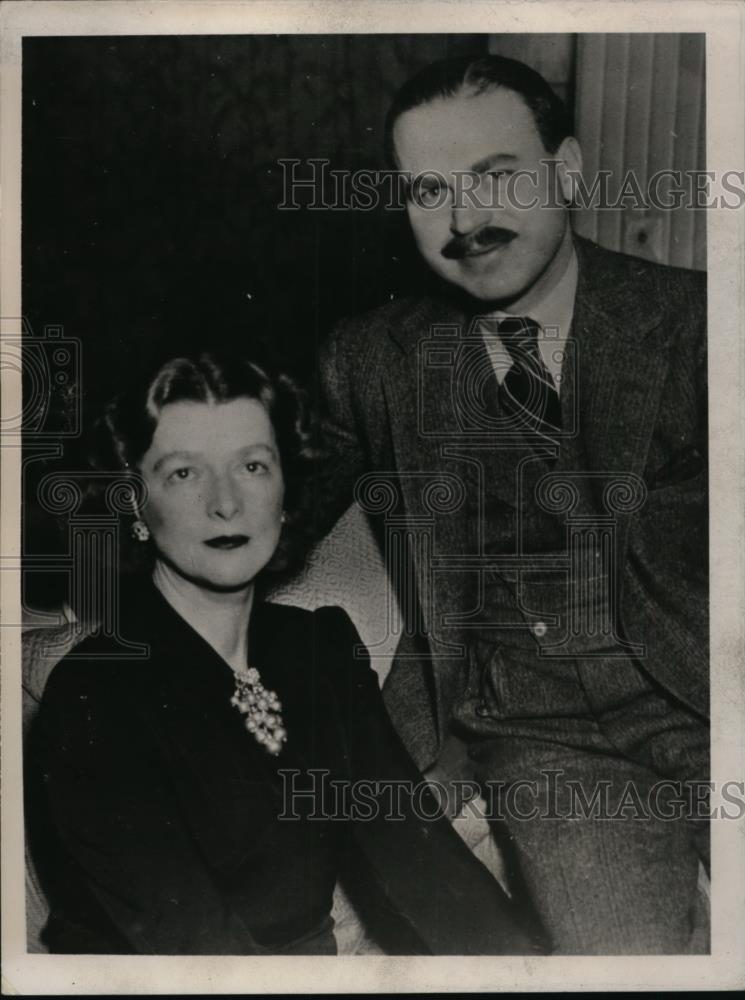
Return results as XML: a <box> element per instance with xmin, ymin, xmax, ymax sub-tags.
<box><xmin>327</xmin><ymin>294</ymin><xmax>446</xmax><ymax>358</ymax></box>
<box><xmin>576</xmin><ymin>236</ymin><xmax>706</xmax><ymax>303</ymax></box>
<box><xmin>338</xmin><ymin>294</ymin><xmax>436</xmax><ymax>332</ymax></box>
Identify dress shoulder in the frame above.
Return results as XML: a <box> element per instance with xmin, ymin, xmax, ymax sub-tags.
<box><xmin>259</xmin><ymin>601</ymin><xmax>377</xmax><ymax>701</ymax></box>
<box><xmin>311</xmin><ymin>603</ymin><xmax>356</xmax><ymax>633</ymax></box>
<box><xmin>264</xmin><ymin>600</ymin><xmax>358</xmax><ymax>644</ymax></box>
<box><xmin>311</xmin><ymin>604</ymin><xmax>362</xmax><ymax>654</ymax></box>
<box><xmin>38</xmin><ymin>628</ymin><xmax>152</xmax><ymax>715</ymax></box>
<box><xmin>309</xmin><ymin>605</ymin><xmax>379</xmax><ymax>694</ymax></box>
<box><xmin>263</xmin><ymin>599</ymin><xmax>317</xmax><ymax>628</ymax></box>
<box><xmin>23</xmin><ymin>623</ymin><xmax>86</xmax><ymax>705</ymax></box>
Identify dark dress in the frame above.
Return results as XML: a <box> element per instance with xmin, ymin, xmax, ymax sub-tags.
<box><xmin>28</xmin><ymin>578</ymin><xmax>545</xmax><ymax>955</ymax></box>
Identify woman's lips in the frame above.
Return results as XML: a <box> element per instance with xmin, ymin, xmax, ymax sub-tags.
<box><xmin>204</xmin><ymin>535</ymin><xmax>250</xmax><ymax>550</ymax></box>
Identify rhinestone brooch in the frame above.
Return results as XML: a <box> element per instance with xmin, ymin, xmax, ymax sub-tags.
<box><xmin>230</xmin><ymin>666</ymin><xmax>287</xmax><ymax>756</ymax></box>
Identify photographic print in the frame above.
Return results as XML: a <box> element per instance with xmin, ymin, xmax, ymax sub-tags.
<box><xmin>1</xmin><ymin>1</ymin><xmax>743</xmax><ymax>993</ymax></box>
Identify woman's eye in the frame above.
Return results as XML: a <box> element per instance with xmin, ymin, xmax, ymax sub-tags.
<box><xmin>168</xmin><ymin>467</ymin><xmax>195</xmax><ymax>483</ymax></box>
<box><xmin>244</xmin><ymin>461</ymin><xmax>267</xmax><ymax>475</ymax></box>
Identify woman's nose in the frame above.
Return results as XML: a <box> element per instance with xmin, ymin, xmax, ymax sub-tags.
<box><xmin>209</xmin><ymin>476</ymin><xmax>242</xmax><ymax>520</ymax></box>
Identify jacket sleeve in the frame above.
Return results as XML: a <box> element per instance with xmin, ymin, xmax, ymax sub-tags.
<box><xmin>34</xmin><ymin>662</ymin><xmax>262</xmax><ymax>955</ymax></box>
<box><xmin>315</xmin><ymin>606</ymin><xmax>549</xmax><ymax>956</ymax></box>
<box><xmin>315</xmin><ymin>321</ymin><xmax>370</xmax><ymax>540</ymax></box>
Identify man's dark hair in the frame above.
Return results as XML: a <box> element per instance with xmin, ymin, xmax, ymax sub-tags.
<box><xmin>384</xmin><ymin>54</ymin><xmax>573</xmax><ymax>166</ymax></box>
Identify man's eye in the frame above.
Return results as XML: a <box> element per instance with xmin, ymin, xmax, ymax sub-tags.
<box><xmin>244</xmin><ymin>461</ymin><xmax>268</xmax><ymax>474</ymax></box>
<box><xmin>486</xmin><ymin>169</ymin><xmax>513</xmax><ymax>181</ymax></box>
<box><xmin>411</xmin><ymin>183</ymin><xmax>448</xmax><ymax>208</ymax></box>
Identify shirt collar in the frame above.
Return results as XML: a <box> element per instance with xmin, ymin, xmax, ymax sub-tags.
<box><xmin>488</xmin><ymin>247</ymin><xmax>578</xmax><ymax>337</ymax></box>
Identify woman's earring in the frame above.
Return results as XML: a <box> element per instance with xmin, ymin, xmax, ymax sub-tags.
<box><xmin>131</xmin><ymin>519</ymin><xmax>150</xmax><ymax>542</ymax></box>
<box><xmin>281</xmin><ymin>511</ymin><xmax>287</xmax><ymax>525</ymax></box>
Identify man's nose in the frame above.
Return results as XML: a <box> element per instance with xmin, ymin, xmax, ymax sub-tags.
<box><xmin>449</xmin><ymin>198</ymin><xmax>489</xmax><ymax>237</ymax></box>
<box><xmin>209</xmin><ymin>475</ymin><xmax>242</xmax><ymax>520</ymax></box>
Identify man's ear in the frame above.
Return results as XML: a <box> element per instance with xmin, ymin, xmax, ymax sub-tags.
<box><xmin>555</xmin><ymin>136</ymin><xmax>583</xmax><ymax>204</ymax></box>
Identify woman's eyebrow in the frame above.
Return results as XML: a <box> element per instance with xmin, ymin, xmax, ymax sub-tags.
<box><xmin>152</xmin><ymin>450</ymin><xmax>200</xmax><ymax>473</ymax></box>
<box><xmin>151</xmin><ymin>442</ymin><xmax>278</xmax><ymax>473</ymax></box>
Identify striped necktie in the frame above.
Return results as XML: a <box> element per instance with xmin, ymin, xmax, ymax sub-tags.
<box><xmin>495</xmin><ymin>316</ymin><xmax>561</xmax><ymax>437</ymax></box>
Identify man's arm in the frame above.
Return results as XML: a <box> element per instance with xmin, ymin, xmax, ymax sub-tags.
<box><xmin>314</xmin><ymin>320</ymin><xmax>371</xmax><ymax>541</ymax></box>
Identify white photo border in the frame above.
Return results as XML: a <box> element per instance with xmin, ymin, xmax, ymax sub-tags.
<box><xmin>1</xmin><ymin>0</ymin><xmax>743</xmax><ymax>993</ymax></box>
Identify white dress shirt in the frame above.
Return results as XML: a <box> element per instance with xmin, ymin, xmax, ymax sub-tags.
<box><xmin>477</xmin><ymin>250</ymin><xmax>578</xmax><ymax>395</ymax></box>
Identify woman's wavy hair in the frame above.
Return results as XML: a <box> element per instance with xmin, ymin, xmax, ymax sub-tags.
<box><xmin>88</xmin><ymin>352</ymin><xmax>318</xmax><ymax>587</ymax></box>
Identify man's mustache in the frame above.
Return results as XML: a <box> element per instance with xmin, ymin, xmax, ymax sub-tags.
<box><xmin>441</xmin><ymin>226</ymin><xmax>517</xmax><ymax>260</ymax></box>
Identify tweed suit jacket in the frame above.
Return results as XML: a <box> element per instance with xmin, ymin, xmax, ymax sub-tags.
<box><xmin>319</xmin><ymin>236</ymin><xmax>708</xmax><ymax>771</ymax></box>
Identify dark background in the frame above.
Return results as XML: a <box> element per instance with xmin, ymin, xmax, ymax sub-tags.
<box><xmin>22</xmin><ymin>34</ymin><xmax>488</xmax><ymax>608</ymax></box>
<box><xmin>21</xmin><ymin>32</ymin><xmax>704</xmax><ymax>613</ymax></box>
<box><xmin>23</xmin><ymin>34</ymin><xmax>487</xmax><ymax>401</ymax></box>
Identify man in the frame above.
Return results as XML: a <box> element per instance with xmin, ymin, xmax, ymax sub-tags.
<box><xmin>318</xmin><ymin>55</ymin><xmax>708</xmax><ymax>954</ymax></box>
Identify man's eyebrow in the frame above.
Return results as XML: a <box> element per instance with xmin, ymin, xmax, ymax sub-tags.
<box><xmin>469</xmin><ymin>152</ymin><xmax>519</xmax><ymax>174</ymax></box>
<box><xmin>240</xmin><ymin>443</ymin><xmax>277</xmax><ymax>458</ymax></box>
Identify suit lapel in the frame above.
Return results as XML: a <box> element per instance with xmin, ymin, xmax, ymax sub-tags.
<box><xmin>381</xmin><ymin>294</ymin><xmax>473</xmax><ymax>530</ymax></box>
<box><xmin>382</xmin><ymin>297</ymin><xmax>547</xmax><ymax>517</ymax></box>
<box><xmin>573</xmin><ymin>238</ymin><xmax>671</xmax><ymax>482</ymax></box>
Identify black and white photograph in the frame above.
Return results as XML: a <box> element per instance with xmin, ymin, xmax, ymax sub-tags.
<box><xmin>1</xmin><ymin>0</ymin><xmax>744</xmax><ymax>993</ymax></box>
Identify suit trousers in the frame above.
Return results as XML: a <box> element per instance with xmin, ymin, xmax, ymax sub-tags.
<box><xmin>458</xmin><ymin>645</ymin><xmax>709</xmax><ymax>954</ymax></box>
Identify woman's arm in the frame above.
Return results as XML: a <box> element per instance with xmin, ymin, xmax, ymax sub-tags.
<box><xmin>34</xmin><ymin>661</ymin><xmax>262</xmax><ymax>955</ymax></box>
<box><xmin>316</xmin><ymin>606</ymin><xmax>549</xmax><ymax>956</ymax></box>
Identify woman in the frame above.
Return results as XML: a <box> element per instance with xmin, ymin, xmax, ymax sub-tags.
<box><xmin>30</xmin><ymin>353</ymin><xmax>546</xmax><ymax>956</ymax></box>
